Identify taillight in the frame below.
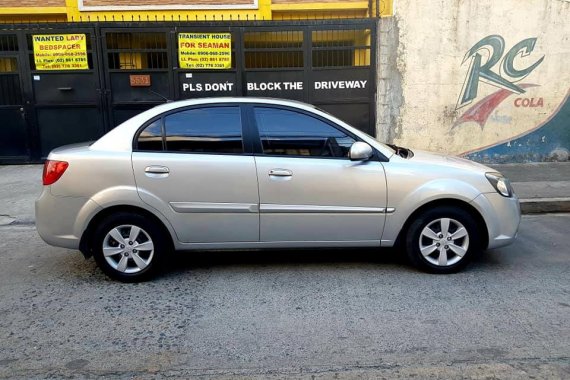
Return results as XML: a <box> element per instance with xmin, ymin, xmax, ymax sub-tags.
<box><xmin>42</xmin><ymin>160</ymin><xmax>69</xmax><ymax>185</ymax></box>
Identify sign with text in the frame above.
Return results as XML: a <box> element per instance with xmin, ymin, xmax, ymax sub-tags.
<box><xmin>178</xmin><ymin>33</ymin><xmax>232</xmax><ymax>70</ymax></box>
<box><xmin>179</xmin><ymin>72</ymin><xmax>238</xmax><ymax>98</ymax></box>
<box><xmin>33</xmin><ymin>34</ymin><xmax>88</xmax><ymax>71</ymax></box>
<box><xmin>129</xmin><ymin>74</ymin><xmax>151</xmax><ymax>87</ymax></box>
<box><xmin>310</xmin><ymin>69</ymin><xmax>370</xmax><ymax>102</ymax></box>
<box><xmin>244</xmin><ymin>71</ymin><xmax>305</xmax><ymax>101</ymax></box>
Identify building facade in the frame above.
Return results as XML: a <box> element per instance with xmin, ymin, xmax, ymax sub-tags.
<box><xmin>0</xmin><ymin>0</ymin><xmax>389</xmax><ymax>162</ymax></box>
<box><xmin>1</xmin><ymin>0</ymin><xmax>569</xmax><ymax>163</ymax></box>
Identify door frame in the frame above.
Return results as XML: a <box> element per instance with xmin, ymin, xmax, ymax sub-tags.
<box><xmin>241</xmin><ymin>102</ymin><xmax>387</xmax><ymax>244</ymax></box>
<box><xmin>0</xmin><ymin>31</ymin><xmax>33</xmax><ymax>162</ymax></box>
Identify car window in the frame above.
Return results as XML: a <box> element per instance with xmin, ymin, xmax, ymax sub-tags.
<box><xmin>137</xmin><ymin>119</ymin><xmax>163</xmax><ymax>151</ymax></box>
<box><xmin>162</xmin><ymin>106</ymin><xmax>243</xmax><ymax>154</ymax></box>
<box><xmin>254</xmin><ymin>107</ymin><xmax>355</xmax><ymax>158</ymax></box>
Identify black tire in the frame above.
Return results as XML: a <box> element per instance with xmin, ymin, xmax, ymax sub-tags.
<box><xmin>405</xmin><ymin>206</ymin><xmax>481</xmax><ymax>274</ymax></box>
<box><xmin>92</xmin><ymin>212</ymin><xmax>169</xmax><ymax>282</ymax></box>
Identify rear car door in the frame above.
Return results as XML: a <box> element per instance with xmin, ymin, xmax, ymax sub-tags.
<box><xmin>250</xmin><ymin>105</ymin><xmax>387</xmax><ymax>243</ymax></box>
<box><xmin>132</xmin><ymin>105</ymin><xmax>259</xmax><ymax>243</ymax></box>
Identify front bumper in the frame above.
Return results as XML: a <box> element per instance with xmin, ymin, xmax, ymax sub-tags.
<box><xmin>470</xmin><ymin>192</ymin><xmax>521</xmax><ymax>249</ymax></box>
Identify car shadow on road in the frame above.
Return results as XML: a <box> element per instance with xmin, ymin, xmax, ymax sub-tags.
<box><xmin>156</xmin><ymin>244</ymin><xmax>515</xmax><ymax>281</ymax></box>
<box><xmin>162</xmin><ymin>247</ymin><xmax>410</xmax><ymax>274</ymax></box>
<box><xmin>55</xmin><ymin>245</ymin><xmax>512</xmax><ymax>282</ymax></box>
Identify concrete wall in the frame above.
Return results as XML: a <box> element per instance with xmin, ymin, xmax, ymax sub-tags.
<box><xmin>377</xmin><ymin>0</ymin><xmax>570</xmax><ymax>163</ymax></box>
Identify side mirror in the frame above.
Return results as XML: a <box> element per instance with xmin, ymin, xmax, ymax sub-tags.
<box><xmin>349</xmin><ymin>142</ymin><xmax>373</xmax><ymax>161</ymax></box>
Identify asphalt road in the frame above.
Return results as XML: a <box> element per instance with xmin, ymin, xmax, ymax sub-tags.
<box><xmin>0</xmin><ymin>214</ymin><xmax>569</xmax><ymax>379</ymax></box>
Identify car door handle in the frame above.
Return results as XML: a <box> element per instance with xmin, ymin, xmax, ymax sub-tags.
<box><xmin>145</xmin><ymin>166</ymin><xmax>170</xmax><ymax>174</ymax></box>
<box><xmin>268</xmin><ymin>169</ymin><xmax>292</xmax><ymax>177</ymax></box>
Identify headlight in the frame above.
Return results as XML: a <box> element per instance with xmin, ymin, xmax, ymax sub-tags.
<box><xmin>485</xmin><ymin>172</ymin><xmax>514</xmax><ymax>197</ymax></box>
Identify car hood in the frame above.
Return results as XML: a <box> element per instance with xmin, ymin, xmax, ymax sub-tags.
<box><xmin>408</xmin><ymin>149</ymin><xmax>494</xmax><ymax>174</ymax></box>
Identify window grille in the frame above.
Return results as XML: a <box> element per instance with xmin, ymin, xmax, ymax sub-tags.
<box><xmin>0</xmin><ymin>34</ymin><xmax>18</xmax><ymax>51</ymax></box>
<box><xmin>106</xmin><ymin>32</ymin><xmax>168</xmax><ymax>70</ymax></box>
<box><xmin>312</xmin><ymin>29</ymin><xmax>371</xmax><ymax>68</ymax></box>
<box><xmin>244</xmin><ymin>31</ymin><xmax>303</xmax><ymax>69</ymax></box>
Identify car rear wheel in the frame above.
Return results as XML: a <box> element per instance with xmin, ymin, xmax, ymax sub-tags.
<box><xmin>92</xmin><ymin>212</ymin><xmax>168</xmax><ymax>282</ymax></box>
<box><xmin>405</xmin><ymin>206</ymin><xmax>481</xmax><ymax>274</ymax></box>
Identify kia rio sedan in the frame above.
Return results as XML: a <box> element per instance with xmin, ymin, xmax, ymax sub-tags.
<box><xmin>36</xmin><ymin>98</ymin><xmax>520</xmax><ymax>282</ymax></box>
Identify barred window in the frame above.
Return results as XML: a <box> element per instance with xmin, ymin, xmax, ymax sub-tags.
<box><xmin>244</xmin><ymin>31</ymin><xmax>303</xmax><ymax>69</ymax></box>
<box><xmin>312</xmin><ymin>29</ymin><xmax>371</xmax><ymax>68</ymax></box>
<box><xmin>106</xmin><ymin>32</ymin><xmax>168</xmax><ymax>70</ymax></box>
<box><xmin>0</xmin><ymin>63</ymin><xmax>21</xmax><ymax>105</ymax></box>
<box><xmin>0</xmin><ymin>57</ymin><xmax>17</xmax><ymax>73</ymax></box>
<box><xmin>0</xmin><ymin>34</ymin><xmax>18</xmax><ymax>52</ymax></box>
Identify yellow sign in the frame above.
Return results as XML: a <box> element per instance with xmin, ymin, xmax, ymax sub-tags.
<box><xmin>32</xmin><ymin>34</ymin><xmax>88</xmax><ymax>71</ymax></box>
<box><xmin>178</xmin><ymin>33</ymin><xmax>232</xmax><ymax>70</ymax></box>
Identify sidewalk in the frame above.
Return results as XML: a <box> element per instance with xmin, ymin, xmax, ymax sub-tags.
<box><xmin>0</xmin><ymin>162</ymin><xmax>568</xmax><ymax>226</ymax></box>
<box><xmin>0</xmin><ymin>165</ymin><xmax>40</xmax><ymax>226</ymax></box>
<box><xmin>490</xmin><ymin>162</ymin><xmax>570</xmax><ymax>214</ymax></box>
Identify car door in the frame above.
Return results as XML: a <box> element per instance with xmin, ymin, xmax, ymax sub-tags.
<box><xmin>132</xmin><ymin>105</ymin><xmax>259</xmax><ymax>243</ymax></box>
<box><xmin>250</xmin><ymin>105</ymin><xmax>387</xmax><ymax>244</ymax></box>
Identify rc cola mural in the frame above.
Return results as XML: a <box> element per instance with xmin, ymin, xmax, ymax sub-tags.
<box><xmin>453</xmin><ymin>35</ymin><xmax>569</xmax><ymax>163</ymax></box>
<box><xmin>390</xmin><ymin>0</ymin><xmax>569</xmax><ymax>163</ymax></box>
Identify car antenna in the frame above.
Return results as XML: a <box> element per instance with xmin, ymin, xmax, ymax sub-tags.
<box><xmin>148</xmin><ymin>89</ymin><xmax>172</xmax><ymax>103</ymax></box>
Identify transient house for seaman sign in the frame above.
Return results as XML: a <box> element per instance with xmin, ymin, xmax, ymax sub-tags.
<box><xmin>178</xmin><ymin>33</ymin><xmax>232</xmax><ymax>70</ymax></box>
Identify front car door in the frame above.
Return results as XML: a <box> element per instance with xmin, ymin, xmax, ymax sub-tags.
<box><xmin>132</xmin><ymin>105</ymin><xmax>259</xmax><ymax>243</ymax></box>
<box><xmin>250</xmin><ymin>105</ymin><xmax>387</xmax><ymax>244</ymax></box>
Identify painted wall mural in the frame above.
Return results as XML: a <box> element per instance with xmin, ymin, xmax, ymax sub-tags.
<box><xmin>455</xmin><ymin>35</ymin><xmax>569</xmax><ymax>163</ymax></box>
<box><xmin>465</xmin><ymin>95</ymin><xmax>570</xmax><ymax>163</ymax></box>
<box><xmin>454</xmin><ymin>35</ymin><xmax>544</xmax><ymax>130</ymax></box>
<box><xmin>391</xmin><ymin>0</ymin><xmax>569</xmax><ymax>163</ymax></box>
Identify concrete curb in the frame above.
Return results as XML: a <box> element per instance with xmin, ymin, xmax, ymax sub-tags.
<box><xmin>520</xmin><ymin>198</ymin><xmax>570</xmax><ymax>214</ymax></box>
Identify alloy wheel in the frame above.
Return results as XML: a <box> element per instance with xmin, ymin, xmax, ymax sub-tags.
<box><xmin>419</xmin><ymin>218</ymin><xmax>470</xmax><ymax>267</ymax></box>
<box><xmin>102</xmin><ymin>224</ymin><xmax>155</xmax><ymax>274</ymax></box>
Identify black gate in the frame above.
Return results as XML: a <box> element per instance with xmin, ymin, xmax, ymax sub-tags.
<box><xmin>0</xmin><ymin>20</ymin><xmax>376</xmax><ymax>163</ymax></box>
<box><xmin>102</xmin><ymin>27</ymin><xmax>175</xmax><ymax>127</ymax></box>
<box><xmin>26</xmin><ymin>26</ymin><xmax>105</xmax><ymax>158</ymax></box>
<box><xmin>0</xmin><ymin>32</ymin><xmax>29</xmax><ymax>162</ymax></box>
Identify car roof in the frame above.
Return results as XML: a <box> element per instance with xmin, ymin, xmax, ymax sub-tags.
<box><xmin>144</xmin><ymin>97</ymin><xmax>319</xmax><ymax>113</ymax></box>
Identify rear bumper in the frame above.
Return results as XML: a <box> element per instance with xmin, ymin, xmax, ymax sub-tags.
<box><xmin>35</xmin><ymin>188</ymin><xmax>100</xmax><ymax>250</ymax></box>
<box><xmin>471</xmin><ymin>192</ymin><xmax>521</xmax><ymax>249</ymax></box>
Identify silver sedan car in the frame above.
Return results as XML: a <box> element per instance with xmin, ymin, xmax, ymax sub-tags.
<box><xmin>36</xmin><ymin>97</ymin><xmax>520</xmax><ymax>282</ymax></box>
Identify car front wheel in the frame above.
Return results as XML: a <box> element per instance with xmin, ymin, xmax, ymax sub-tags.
<box><xmin>92</xmin><ymin>212</ymin><xmax>168</xmax><ymax>282</ymax></box>
<box><xmin>405</xmin><ymin>206</ymin><xmax>481</xmax><ymax>274</ymax></box>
